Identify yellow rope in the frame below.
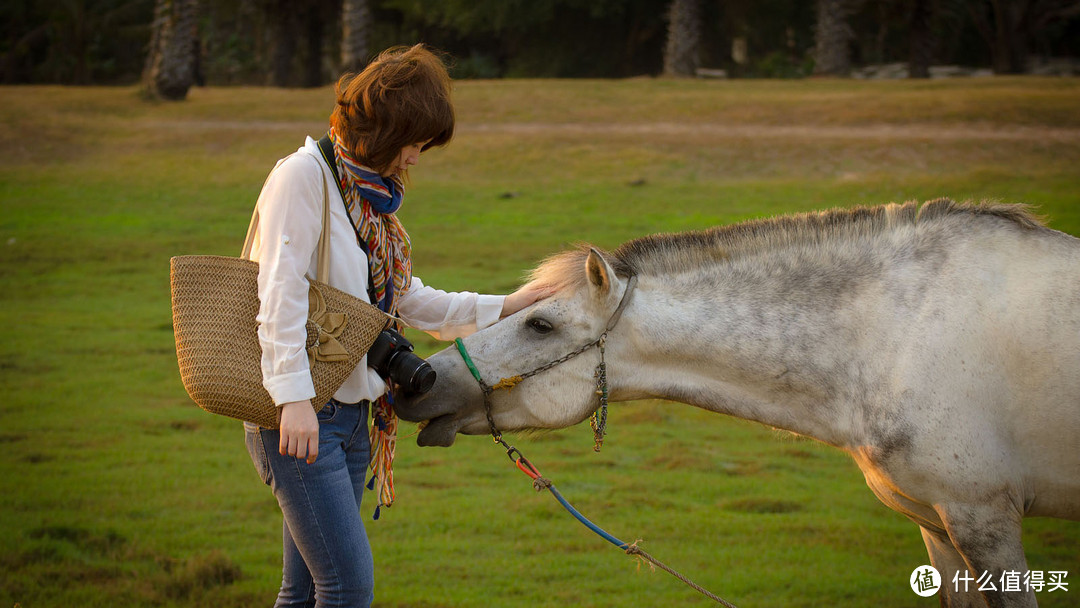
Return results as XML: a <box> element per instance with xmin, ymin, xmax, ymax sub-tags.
<box><xmin>490</xmin><ymin>375</ymin><xmax>524</xmax><ymax>391</ymax></box>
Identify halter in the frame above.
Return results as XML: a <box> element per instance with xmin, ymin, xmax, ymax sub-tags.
<box><xmin>455</xmin><ymin>274</ymin><xmax>638</xmax><ymax>452</ymax></box>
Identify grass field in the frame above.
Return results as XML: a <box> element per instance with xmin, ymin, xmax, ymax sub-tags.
<box><xmin>1</xmin><ymin>77</ymin><xmax>1078</xmax><ymax>607</ymax></box>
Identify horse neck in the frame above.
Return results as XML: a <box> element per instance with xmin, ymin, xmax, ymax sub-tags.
<box><xmin>621</xmin><ymin>245</ymin><xmax>910</xmax><ymax>450</ymax></box>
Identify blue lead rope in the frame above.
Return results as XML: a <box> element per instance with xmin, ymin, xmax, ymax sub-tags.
<box><xmin>511</xmin><ymin>451</ymin><xmax>628</xmax><ymax>549</ymax></box>
<box><xmin>453</xmin><ymin>337</ymin><xmax>737</xmax><ymax>607</ymax></box>
<box><xmin>508</xmin><ymin>440</ymin><xmax>736</xmax><ymax>607</ymax></box>
<box><xmin>548</xmin><ymin>485</ymin><xmax>627</xmax><ymax>549</ymax></box>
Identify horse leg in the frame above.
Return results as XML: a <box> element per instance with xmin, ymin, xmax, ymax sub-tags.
<box><xmin>937</xmin><ymin>500</ymin><xmax>1035</xmax><ymax>608</ymax></box>
<box><xmin>921</xmin><ymin>526</ymin><xmax>986</xmax><ymax>608</ymax></box>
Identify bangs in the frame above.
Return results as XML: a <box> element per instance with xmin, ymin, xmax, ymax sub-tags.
<box><xmin>400</xmin><ymin>90</ymin><xmax>455</xmax><ymax>152</ymax></box>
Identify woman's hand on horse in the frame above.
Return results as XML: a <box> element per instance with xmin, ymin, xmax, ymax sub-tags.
<box><xmin>279</xmin><ymin>400</ymin><xmax>319</xmax><ymax>464</ymax></box>
<box><xmin>501</xmin><ymin>284</ymin><xmax>554</xmax><ymax>318</ymax></box>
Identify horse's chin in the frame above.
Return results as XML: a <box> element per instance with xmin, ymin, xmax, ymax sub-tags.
<box><xmin>416</xmin><ymin>415</ymin><xmax>460</xmax><ymax>447</ymax></box>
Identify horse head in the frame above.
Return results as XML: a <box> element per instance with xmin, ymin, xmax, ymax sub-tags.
<box><xmin>395</xmin><ymin>248</ymin><xmax>638</xmax><ymax>446</ymax></box>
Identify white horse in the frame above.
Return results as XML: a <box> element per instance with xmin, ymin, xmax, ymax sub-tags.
<box><xmin>395</xmin><ymin>199</ymin><xmax>1080</xmax><ymax>608</ymax></box>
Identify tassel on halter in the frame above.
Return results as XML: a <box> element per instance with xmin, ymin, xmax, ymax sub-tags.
<box><xmin>590</xmin><ymin>335</ymin><xmax>610</xmax><ymax>451</ymax></box>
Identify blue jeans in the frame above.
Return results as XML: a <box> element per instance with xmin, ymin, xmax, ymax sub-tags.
<box><xmin>245</xmin><ymin>400</ymin><xmax>375</xmax><ymax>608</ymax></box>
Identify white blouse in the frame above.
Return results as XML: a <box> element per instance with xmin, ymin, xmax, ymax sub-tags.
<box><xmin>247</xmin><ymin>137</ymin><xmax>505</xmax><ymax>406</ymax></box>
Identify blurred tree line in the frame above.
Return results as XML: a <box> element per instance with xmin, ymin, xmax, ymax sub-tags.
<box><xmin>3</xmin><ymin>0</ymin><xmax>1078</xmax><ymax>95</ymax></box>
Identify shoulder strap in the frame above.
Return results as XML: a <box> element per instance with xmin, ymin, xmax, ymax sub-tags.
<box><xmin>242</xmin><ymin>152</ymin><xmax>332</xmax><ymax>284</ymax></box>
<box><xmin>317</xmin><ymin>135</ymin><xmax>348</xmax><ymax>203</ymax></box>
<box><xmin>317</xmin><ymin>133</ymin><xmax>378</xmax><ymax>304</ymax></box>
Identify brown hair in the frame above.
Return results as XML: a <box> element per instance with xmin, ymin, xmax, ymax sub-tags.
<box><xmin>330</xmin><ymin>44</ymin><xmax>455</xmax><ymax>175</ymax></box>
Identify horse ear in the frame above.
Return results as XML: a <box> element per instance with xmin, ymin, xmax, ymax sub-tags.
<box><xmin>586</xmin><ymin>248</ymin><xmax>614</xmax><ymax>297</ymax></box>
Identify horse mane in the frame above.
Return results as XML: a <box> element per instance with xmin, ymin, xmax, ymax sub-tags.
<box><xmin>525</xmin><ymin>199</ymin><xmax>1045</xmax><ymax>292</ymax></box>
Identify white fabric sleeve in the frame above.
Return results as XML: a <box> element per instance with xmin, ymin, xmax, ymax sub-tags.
<box><xmin>252</xmin><ymin>153</ymin><xmax>323</xmax><ymax>405</ymax></box>
<box><xmin>396</xmin><ymin>276</ymin><xmax>506</xmax><ymax>341</ymax></box>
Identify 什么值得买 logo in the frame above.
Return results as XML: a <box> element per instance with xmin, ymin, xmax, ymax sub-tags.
<box><xmin>910</xmin><ymin>565</ymin><xmax>942</xmax><ymax>597</ymax></box>
<box><xmin>909</xmin><ymin>566</ymin><xmax>1069</xmax><ymax>596</ymax></box>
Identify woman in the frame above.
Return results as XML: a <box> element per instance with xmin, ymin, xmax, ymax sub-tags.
<box><xmin>244</xmin><ymin>44</ymin><xmax>544</xmax><ymax>607</ymax></box>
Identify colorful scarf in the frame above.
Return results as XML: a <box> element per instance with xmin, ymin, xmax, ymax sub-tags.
<box><xmin>329</xmin><ymin>127</ymin><xmax>411</xmax><ymax>518</ymax></box>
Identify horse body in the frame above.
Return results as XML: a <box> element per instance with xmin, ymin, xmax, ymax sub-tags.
<box><xmin>396</xmin><ymin>200</ymin><xmax>1080</xmax><ymax>607</ymax></box>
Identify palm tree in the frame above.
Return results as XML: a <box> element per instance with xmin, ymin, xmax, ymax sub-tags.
<box><xmin>663</xmin><ymin>0</ymin><xmax>701</xmax><ymax>77</ymax></box>
<box><xmin>967</xmin><ymin>0</ymin><xmax>1080</xmax><ymax>74</ymax></box>
<box><xmin>813</xmin><ymin>0</ymin><xmax>860</xmax><ymax>76</ymax></box>
<box><xmin>908</xmin><ymin>0</ymin><xmax>943</xmax><ymax>78</ymax></box>
<box><xmin>341</xmin><ymin>0</ymin><xmax>370</xmax><ymax>74</ymax></box>
<box><xmin>143</xmin><ymin>0</ymin><xmax>200</xmax><ymax>100</ymax></box>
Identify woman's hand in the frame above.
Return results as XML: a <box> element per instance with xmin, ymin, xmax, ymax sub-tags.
<box><xmin>279</xmin><ymin>400</ymin><xmax>320</xmax><ymax>464</ymax></box>
<box><xmin>501</xmin><ymin>283</ymin><xmax>554</xmax><ymax>318</ymax></box>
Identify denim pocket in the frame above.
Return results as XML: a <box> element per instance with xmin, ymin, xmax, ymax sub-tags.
<box><xmin>316</xmin><ymin>400</ymin><xmax>339</xmax><ymax>423</ymax></box>
<box><xmin>245</xmin><ymin>427</ymin><xmax>273</xmax><ymax>486</ymax></box>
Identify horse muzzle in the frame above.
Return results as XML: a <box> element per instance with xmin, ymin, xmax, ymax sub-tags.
<box><xmin>416</xmin><ymin>414</ymin><xmax>459</xmax><ymax>446</ymax></box>
<box><xmin>393</xmin><ymin>345</ymin><xmax>486</xmax><ymax>445</ymax></box>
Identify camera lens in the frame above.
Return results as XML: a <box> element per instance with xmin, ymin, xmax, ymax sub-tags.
<box><xmin>404</xmin><ymin>358</ymin><xmax>437</xmax><ymax>394</ymax></box>
<box><xmin>368</xmin><ymin>328</ymin><xmax>437</xmax><ymax>395</ymax></box>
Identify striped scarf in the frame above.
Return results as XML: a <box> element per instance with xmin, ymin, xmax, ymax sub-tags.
<box><xmin>329</xmin><ymin>127</ymin><xmax>410</xmax><ymax>518</ymax></box>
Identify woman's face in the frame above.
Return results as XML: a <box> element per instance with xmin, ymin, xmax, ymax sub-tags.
<box><xmin>382</xmin><ymin>140</ymin><xmax>431</xmax><ymax>177</ymax></box>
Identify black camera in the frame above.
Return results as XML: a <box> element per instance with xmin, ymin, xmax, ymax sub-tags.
<box><xmin>367</xmin><ymin>328</ymin><xmax>436</xmax><ymax>395</ymax></box>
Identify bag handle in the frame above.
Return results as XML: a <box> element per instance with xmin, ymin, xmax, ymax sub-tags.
<box><xmin>240</xmin><ymin>154</ymin><xmax>333</xmax><ymax>284</ymax></box>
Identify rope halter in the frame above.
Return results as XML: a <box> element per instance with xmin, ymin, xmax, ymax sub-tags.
<box><xmin>455</xmin><ymin>274</ymin><xmax>638</xmax><ymax>451</ymax></box>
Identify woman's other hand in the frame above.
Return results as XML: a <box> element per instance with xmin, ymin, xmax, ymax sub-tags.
<box><xmin>279</xmin><ymin>400</ymin><xmax>320</xmax><ymax>464</ymax></box>
<box><xmin>501</xmin><ymin>283</ymin><xmax>554</xmax><ymax>318</ymax></box>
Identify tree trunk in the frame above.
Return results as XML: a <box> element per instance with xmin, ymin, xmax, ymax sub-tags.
<box><xmin>266</xmin><ymin>0</ymin><xmax>298</xmax><ymax>87</ymax></box>
<box><xmin>143</xmin><ymin>0</ymin><xmax>200</xmax><ymax>100</ymax></box>
<box><xmin>994</xmin><ymin>0</ymin><xmax>1030</xmax><ymax>73</ymax></box>
<box><xmin>663</xmin><ymin>0</ymin><xmax>701</xmax><ymax>77</ymax></box>
<box><xmin>813</xmin><ymin>0</ymin><xmax>859</xmax><ymax>76</ymax></box>
<box><xmin>908</xmin><ymin>0</ymin><xmax>936</xmax><ymax>78</ymax></box>
<box><xmin>301</xmin><ymin>7</ymin><xmax>324</xmax><ymax>87</ymax></box>
<box><xmin>965</xmin><ymin>0</ymin><xmax>1056</xmax><ymax>74</ymax></box>
<box><xmin>341</xmin><ymin>0</ymin><xmax>370</xmax><ymax>73</ymax></box>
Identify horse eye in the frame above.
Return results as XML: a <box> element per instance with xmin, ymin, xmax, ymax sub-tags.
<box><xmin>526</xmin><ymin>317</ymin><xmax>554</xmax><ymax>334</ymax></box>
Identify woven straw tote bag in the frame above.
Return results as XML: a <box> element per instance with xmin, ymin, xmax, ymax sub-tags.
<box><xmin>170</xmin><ymin>157</ymin><xmax>389</xmax><ymax>428</ymax></box>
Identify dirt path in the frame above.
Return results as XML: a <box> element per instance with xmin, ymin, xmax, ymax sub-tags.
<box><xmin>459</xmin><ymin>121</ymin><xmax>1080</xmax><ymax>142</ymax></box>
<box><xmin>146</xmin><ymin>119</ymin><xmax>1080</xmax><ymax>143</ymax></box>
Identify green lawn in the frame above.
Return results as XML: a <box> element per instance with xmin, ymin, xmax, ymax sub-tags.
<box><xmin>1</xmin><ymin>77</ymin><xmax>1078</xmax><ymax>607</ymax></box>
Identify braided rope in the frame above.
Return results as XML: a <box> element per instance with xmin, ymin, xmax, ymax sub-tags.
<box><xmin>624</xmin><ymin>542</ymin><xmax>738</xmax><ymax>608</ymax></box>
<box><xmin>524</xmin><ymin>465</ymin><xmax>737</xmax><ymax>606</ymax></box>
